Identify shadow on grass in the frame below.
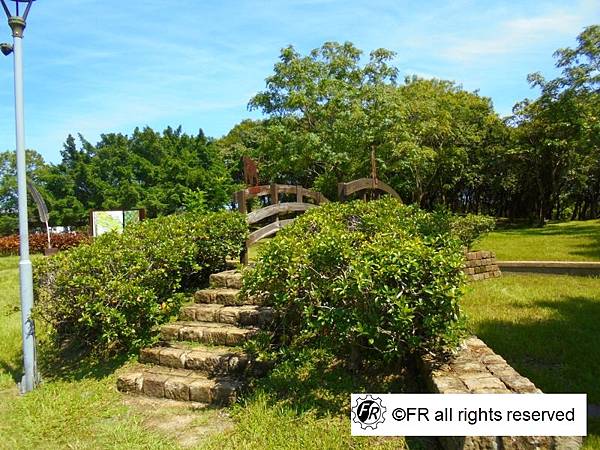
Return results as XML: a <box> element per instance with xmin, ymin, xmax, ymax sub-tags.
<box><xmin>240</xmin><ymin>348</ymin><xmax>436</xmax><ymax>449</ymax></box>
<box><xmin>470</xmin><ymin>295</ymin><xmax>600</xmax><ymax>401</ymax></box>
<box><xmin>0</xmin><ymin>339</ymin><xmax>130</xmax><ymax>388</ymax></box>
<box><xmin>249</xmin><ymin>350</ymin><xmax>414</xmax><ymax>416</ymax></box>
<box><xmin>37</xmin><ymin>340</ymin><xmax>131</xmax><ymax>382</ymax></box>
<box><xmin>0</xmin><ymin>353</ymin><xmax>22</xmax><ymax>385</ymax></box>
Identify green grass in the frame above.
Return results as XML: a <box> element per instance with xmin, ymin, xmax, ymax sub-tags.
<box><xmin>248</xmin><ymin>238</ymin><xmax>270</xmax><ymax>261</ymax></box>
<box><xmin>201</xmin><ymin>348</ymin><xmax>413</xmax><ymax>450</ymax></box>
<box><xmin>478</xmin><ymin>219</ymin><xmax>600</xmax><ymax>261</ymax></box>
<box><xmin>463</xmin><ymin>273</ymin><xmax>600</xmax><ymax>447</ymax></box>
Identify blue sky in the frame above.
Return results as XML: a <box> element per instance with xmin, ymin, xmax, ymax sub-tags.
<box><xmin>0</xmin><ymin>0</ymin><xmax>598</xmax><ymax>163</ymax></box>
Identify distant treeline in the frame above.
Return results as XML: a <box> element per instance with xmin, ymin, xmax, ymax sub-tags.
<box><xmin>0</xmin><ymin>26</ymin><xmax>598</xmax><ymax>234</ymax></box>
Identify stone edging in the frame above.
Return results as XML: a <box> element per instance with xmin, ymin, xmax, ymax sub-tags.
<box><xmin>419</xmin><ymin>336</ymin><xmax>582</xmax><ymax>450</ymax></box>
<box><xmin>498</xmin><ymin>261</ymin><xmax>600</xmax><ymax>276</ymax></box>
<box><xmin>464</xmin><ymin>251</ymin><xmax>501</xmax><ymax>281</ymax></box>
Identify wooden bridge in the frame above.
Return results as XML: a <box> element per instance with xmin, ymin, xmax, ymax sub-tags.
<box><xmin>234</xmin><ymin>184</ymin><xmax>328</xmax><ymax>264</ymax></box>
<box><xmin>234</xmin><ymin>178</ymin><xmax>401</xmax><ymax>264</ymax></box>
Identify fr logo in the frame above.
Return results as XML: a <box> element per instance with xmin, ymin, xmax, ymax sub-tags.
<box><xmin>352</xmin><ymin>395</ymin><xmax>387</xmax><ymax>429</ymax></box>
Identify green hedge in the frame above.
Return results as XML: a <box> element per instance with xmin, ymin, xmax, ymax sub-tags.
<box><xmin>34</xmin><ymin>211</ymin><xmax>247</xmax><ymax>355</ymax></box>
<box><xmin>450</xmin><ymin>213</ymin><xmax>496</xmax><ymax>250</ymax></box>
<box><xmin>242</xmin><ymin>198</ymin><xmax>466</xmax><ymax>366</ymax></box>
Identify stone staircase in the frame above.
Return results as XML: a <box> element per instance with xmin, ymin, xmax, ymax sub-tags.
<box><xmin>117</xmin><ymin>269</ymin><xmax>273</xmax><ymax>406</ymax></box>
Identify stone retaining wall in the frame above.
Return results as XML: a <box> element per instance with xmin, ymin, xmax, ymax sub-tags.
<box><xmin>420</xmin><ymin>336</ymin><xmax>582</xmax><ymax>450</ymax></box>
<box><xmin>464</xmin><ymin>251</ymin><xmax>501</xmax><ymax>281</ymax></box>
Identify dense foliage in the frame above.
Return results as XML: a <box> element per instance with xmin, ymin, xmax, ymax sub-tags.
<box><xmin>450</xmin><ymin>214</ymin><xmax>496</xmax><ymax>250</ymax></box>
<box><xmin>0</xmin><ymin>127</ymin><xmax>238</xmax><ymax>231</ymax></box>
<box><xmin>242</xmin><ymin>198</ymin><xmax>465</xmax><ymax>366</ymax></box>
<box><xmin>1</xmin><ymin>27</ymin><xmax>597</xmax><ymax>230</ymax></box>
<box><xmin>0</xmin><ymin>232</ymin><xmax>89</xmax><ymax>256</ymax></box>
<box><xmin>33</xmin><ymin>211</ymin><xmax>247</xmax><ymax>355</ymax></box>
<box><xmin>220</xmin><ymin>27</ymin><xmax>600</xmax><ymax>225</ymax></box>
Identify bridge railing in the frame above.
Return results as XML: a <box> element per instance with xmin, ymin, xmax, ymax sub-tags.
<box><xmin>234</xmin><ymin>184</ymin><xmax>328</xmax><ymax>264</ymax></box>
<box><xmin>337</xmin><ymin>177</ymin><xmax>401</xmax><ymax>201</ymax></box>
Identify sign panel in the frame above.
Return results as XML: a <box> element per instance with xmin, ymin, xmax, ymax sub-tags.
<box><xmin>91</xmin><ymin>209</ymin><xmax>143</xmax><ymax>237</ymax></box>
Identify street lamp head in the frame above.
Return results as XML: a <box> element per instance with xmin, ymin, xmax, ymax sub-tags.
<box><xmin>1</xmin><ymin>0</ymin><xmax>35</xmax><ymax>22</ymax></box>
<box><xmin>1</xmin><ymin>0</ymin><xmax>35</xmax><ymax>37</ymax></box>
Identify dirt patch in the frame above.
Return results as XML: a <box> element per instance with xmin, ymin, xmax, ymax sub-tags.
<box><xmin>123</xmin><ymin>394</ymin><xmax>234</xmax><ymax>448</ymax></box>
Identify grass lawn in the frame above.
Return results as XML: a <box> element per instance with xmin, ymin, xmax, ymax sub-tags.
<box><xmin>478</xmin><ymin>219</ymin><xmax>600</xmax><ymax>261</ymax></box>
<box><xmin>463</xmin><ymin>273</ymin><xmax>600</xmax><ymax>448</ymax></box>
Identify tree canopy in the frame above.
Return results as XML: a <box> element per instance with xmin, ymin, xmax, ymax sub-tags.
<box><xmin>1</xmin><ymin>26</ymin><xmax>598</xmax><ymax>233</ymax></box>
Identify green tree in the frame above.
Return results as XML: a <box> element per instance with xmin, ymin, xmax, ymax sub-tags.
<box><xmin>247</xmin><ymin>42</ymin><xmax>400</xmax><ymax>198</ymax></box>
<box><xmin>44</xmin><ymin>127</ymin><xmax>236</xmax><ymax>226</ymax></box>
<box><xmin>0</xmin><ymin>149</ymin><xmax>52</xmax><ymax>234</ymax></box>
<box><xmin>511</xmin><ymin>25</ymin><xmax>600</xmax><ymax>224</ymax></box>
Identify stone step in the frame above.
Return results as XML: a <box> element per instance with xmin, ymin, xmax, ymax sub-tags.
<box><xmin>117</xmin><ymin>366</ymin><xmax>243</xmax><ymax>405</ymax></box>
<box><xmin>194</xmin><ymin>287</ymin><xmax>260</xmax><ymax>306</ymax></box>
<box><xmin>160</xmin><ymin>321</ymin><xmax>258</xmax><ymax>346</ymax></box>
<box><xmin>209</xmin><ymin>270</ymin><xmax>243</xmax><ymax>290</ymax></box>
<box><xmin>139</xmin><ymin>343</ymin><xmax>270</xmax><ymax>376</ymax></box>
<box><xmin>179</xmin><ymin>304</ymin><xmax>274</xmax><ymax>327</ymax></box>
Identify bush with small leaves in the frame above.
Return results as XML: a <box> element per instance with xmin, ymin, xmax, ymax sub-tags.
<box><xmin>34</xmin><ymin>211</ymin><xmax>247</xmax><ymax>356</ymax></box>
<box><xmin>242</xmin><ymin>198</ymin><xmax>465</xmax><ymax>367</ymax></box>
<box><xmin>450</xmin><ymin>214</ymin><xmax>496</xmax><ymax>250</ymax></box>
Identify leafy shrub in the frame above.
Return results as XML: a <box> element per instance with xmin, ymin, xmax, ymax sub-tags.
<box><xmin>0</xmin><ymin>215</ymin><xmax>18</xmax><ymax>236</ymax></box>
<box><xmin>0</xmin><ymin>232</ymin><xmax>89</xmax><ymax>255</ymax></box>
<box><xmin>34</xmin><ymin>211</ymin><xmax>247</xmax><ymax>355</ymax></box>
<box><xmin>242</xmin><ymin>198</ymin><xmax>465</xmax><ymax>367</ymax></box>
<box><xmin>450</xmin><ymin>214</ymin><xmax>496</xmax><ymax>250</ymax></box>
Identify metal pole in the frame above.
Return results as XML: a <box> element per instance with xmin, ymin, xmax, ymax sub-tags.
<box><xmin>9</xmin><ymin>14</ymin><xmax>37</xmax><ymax>393</ymax></box>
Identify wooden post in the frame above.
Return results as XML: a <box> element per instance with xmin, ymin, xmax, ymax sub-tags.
<box><xmin>296</xmin><ymin>185</ymin><xmax>303</xmax><ymax>203</ymax></box>
<box><xmin>270</xmin><ymin>183</ymin><xmax>279</xmax><ymax>205</ymax></box>
<box><xmin>240</xmin><ymin>242</ymin><xmax>249</xmax><ymax>265</ymax></box>
<box><xmin>236</xmin><ymin>190</ymin><xmax>247</xmax><ymax>214</ymax></box>
<box><xmin>235</xmin><ymin>190</ymin><xmax>248</xmax><ymax>264</ymax></box>
<box><xmin>338</xmin><ymin>182</ymin><xmax>346</xmax><ymax>202</ymax></box>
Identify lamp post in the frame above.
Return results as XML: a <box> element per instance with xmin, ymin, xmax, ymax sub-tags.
<box><xmin>0</xmin><ymin>0</ymin><xmax>38</xmax><ymax>393</ymax></box>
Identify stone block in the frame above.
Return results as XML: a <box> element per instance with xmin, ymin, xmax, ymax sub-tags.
<box><xmin>116</xmin><ymin>372</ymin><xmax>143</xmax><ymax>393</ymax></box>
<box><xmin>189</xmin><ymin>379</ymin><xmax>213</xmax><ymax>403</ymax></box>
<box><xmin>164</xmin><ymin>376</ymin><xmax>190</xmax><ymax>401</ymax></box>
<box><xmin>179</xmin><ymin>326</ymin><xmax>203</xmax><ymax>342</ymax></box>
<box><xmin>195</xmin><ymin>304</ymin><xmax>222</xmax><ymax>322</ymax></box>
<box><xmin>218</xmin><ymin>308</ymin><xmax>240</xmax><ymax>324</ymax></box>
<box><xmin>212</xmin><ymin>380</ymin><xmax>239</xmax><ymax>405</ymax></box>
<box><xmin>159</xmin><ymin>348</ymin><xmax>187</xmax><ymax>369</ymax></box>
<box><xmin>464</xmin><ymin>336</ymin><xmax>487</xmax><ymax>348</ymax></box>
<box><xmin>142</xmin><ymin>374</ymin><xmax>168</xmax><ymax>398</ymax></box>
<box><xmin>431</xmin><ymin>375</ymin><xmax>467</xmax><ymax>393</ymax></box>
<box><xmin>178</xmin><ymin>306</ymin><xmax>197</xmax><ymax>321</ymax></box>
<box><xmin>139</xmin><ymin>347</ymin><xmax>161</xmax><ymax>364</ymax></box>
<box><xmin>481</xmin><ymin>354</ymin><xmax>506</xmax><ymax>366</ymax></box>
<box><xmin>462</xmin><ymin>375</ymin><xmax>508</xmax><ymax>392</ymax></box>
<box><xmin>195</xmin><ymin>289</ymin><xmax>217</xmax><ymax>303</ymax></box>
<box><xmin>160</xmin><ymin>324</ymin><xmax>181</xmax><ymax>341</ymax></box>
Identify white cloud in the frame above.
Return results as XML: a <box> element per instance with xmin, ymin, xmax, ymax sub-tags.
<box><xmin>442</xmin><ymin>10</ymin><xmax>587</xmax><ymax>62</ymax></box>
